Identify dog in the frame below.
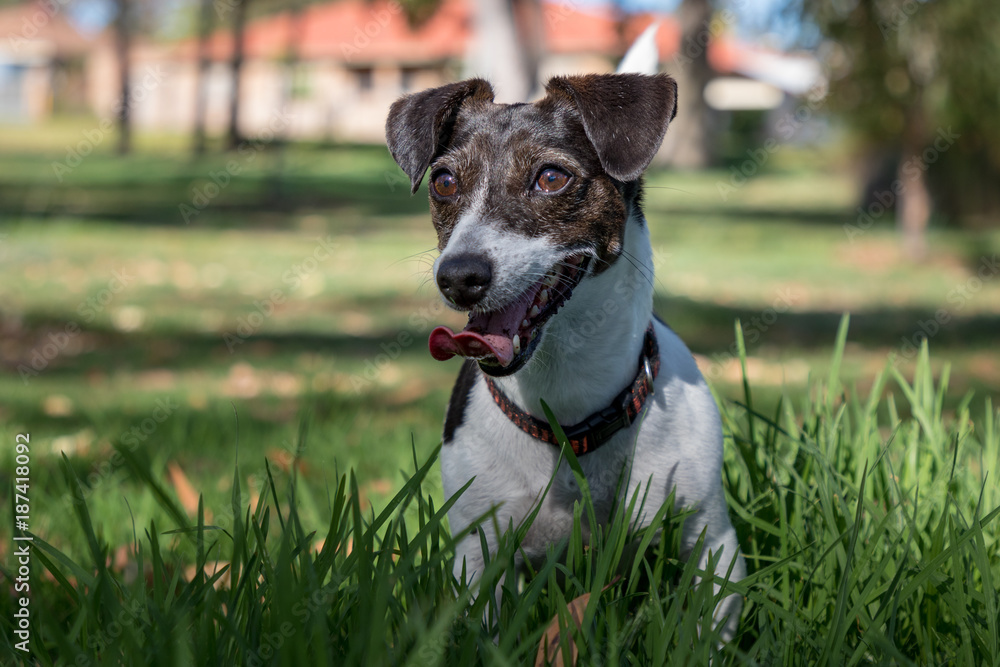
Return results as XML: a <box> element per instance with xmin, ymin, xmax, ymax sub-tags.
<box><xmin>385</xmin><ymin>57</ymin><xmax>745</xmax><ymax>641</ymax></box>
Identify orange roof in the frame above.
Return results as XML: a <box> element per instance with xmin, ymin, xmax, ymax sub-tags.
<box><xmin>174</xmin><ymin>0</ymin><xmax>686</xmax><ymax>65</ymax></box>
<box><xmin>301</xmin><ymin>0</ymin><xmax>470</xmax><ymax>62</ymax></box>
<box><xmin>544</xmin><ymin>6</ymin><xmax>680</xmax><ymax>60</ymax></box>
<box><xmin>0</xmin><ymin>0</ymin><xmax>95</xmax><ymax>58</ymax></box>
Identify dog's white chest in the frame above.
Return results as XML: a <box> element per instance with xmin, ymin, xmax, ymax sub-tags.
<box><xmin>440</xmin><ymin>322</ymin><xmax>727</xmax><ymax>560</ymax></box>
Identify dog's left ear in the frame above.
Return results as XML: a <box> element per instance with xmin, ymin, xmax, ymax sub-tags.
<box><xmin>545</xmin><ymin>73</ymin><xmax>678</xmax><ymax>182</ymax></box>
<box><xmin>385</xmin><ymin>79</ymin><xmax>495</xmax><ymax>194</ymax></box>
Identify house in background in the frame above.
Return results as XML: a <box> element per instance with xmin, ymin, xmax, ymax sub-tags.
<box><xmin>0</xmin><ymin>0</ymin><xmax>823</xmax><ymax>148</ymax></box>
<box><xmin>95</xmin><ymin>0</ymin><xmax>652</xmax><ymax>143</ymax></box>
<box><xmin>0</xmin><ymin>1</ymin><xmax>95</xmax><ymax>121</ymax></box>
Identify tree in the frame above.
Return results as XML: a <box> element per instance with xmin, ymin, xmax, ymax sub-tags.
<box><xmin>460</xmin><ymin>0</ymin><xmax>540</xmax><ymax>103</ymax></box>
<box><xmin>278</xmin><ymin>0</ymin><xmax>304</xmax><ymax>143</ymax></box>
<box><xmin>227</xmin><ymin>0</ymin><xmax>250</xmax><ymax>150</ymax></box>
<box><xmin>660</xmin><ymin>0</ymin><xmax>715</xmax><ymax>169</ymax></box>
<box><xmin>398</xmin><ymin>0</ymin><xmax>540</xmax><ymax>104</ymax></box>
<box><xmin>113</xmin><ymin>0</ymin><xmax>132</xmax><ymax>155</ymax></box>
<box><xmin>192</xmin><ymin>0</ymin><xmax>214</xmax><ymax>155</ymax></box>
<box><xmin>796</xmin><ymin>0</ymin><xmax>1000</xmax><ymax>254</ymax></box>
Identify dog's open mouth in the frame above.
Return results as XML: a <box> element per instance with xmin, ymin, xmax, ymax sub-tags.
<box><xmin>428</xmin><ymin>253</ymin><xmax>591</xmax><ymax>374</ymax></box>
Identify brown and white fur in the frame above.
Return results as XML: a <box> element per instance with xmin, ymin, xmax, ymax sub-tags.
<box><xmin>385</xmin><ymin>53</ymin><xmax>745</xmax><ymax>641</ymax></box>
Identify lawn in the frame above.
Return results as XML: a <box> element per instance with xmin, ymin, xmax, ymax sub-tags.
<box><xmin>1</xmin><ymin>122</ymin><xmax>998</xmax><ymax>664</ymax></box>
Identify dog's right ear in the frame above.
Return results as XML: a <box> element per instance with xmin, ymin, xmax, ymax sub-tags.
<box><xmin>385</xmin><ymin>79</ymin><xmax>495</xmax><ymax>194</ymax></box>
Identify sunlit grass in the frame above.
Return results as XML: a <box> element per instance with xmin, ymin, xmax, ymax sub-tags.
<box><xmin>2</xmin><ymin>322</ymin><xmax>997</xmax><ymax>665</ymax></box>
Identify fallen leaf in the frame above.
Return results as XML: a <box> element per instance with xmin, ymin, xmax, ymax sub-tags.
<box><xmin>535</xmin><ymin>592</ymin><xmax>590</xmax><ymax>667</ymax></box>
<box><xmin>183</xmin><ymin>560</ymin><xmax>231</xmax><ymax>590</ymax></box>
<box><xmin>43</xmin><ymin>394</ymin><xmax>74</xmax><ymax>417</ymax></box>
<box><xmin>167</xmin><ymin>461</ymin><xmax>204</xmax><ymax>518</ymax></box>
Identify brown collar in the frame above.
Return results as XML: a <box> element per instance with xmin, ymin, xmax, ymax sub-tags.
<box><xmin>482</xmin><ymin>323</ymin><xmax>660</xmax><ymax>455</ymax></box>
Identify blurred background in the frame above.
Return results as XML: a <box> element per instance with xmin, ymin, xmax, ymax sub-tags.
<box><xmin>1</xmin><ymin>0</ymin><xmax>999</xmax><ymax>556</ymax></box>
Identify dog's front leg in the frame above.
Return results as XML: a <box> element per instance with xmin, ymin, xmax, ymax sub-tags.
<box><xmin>452</xmin><ymin>523</ymin><xmax>524</xmax><ymax>631</ymax></box>
<box><xmin>681</xmin><ymin>496</ymin><xmax>746</xmax><ymax>643</ymax></box>
<box><xmin>452</xmin><ymin>530</ymin><xmax>489</xmax><ymax>589</ymax></box>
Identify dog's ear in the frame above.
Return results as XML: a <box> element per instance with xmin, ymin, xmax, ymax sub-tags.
<box><xmin>544</xmin><ymin>73</ymin><xmax>677</xmax><ymax>182</ymax></box>
<box><xmin>385</xmin><ymin>79</ymin><xmax>495</xmax><ymax>194</ymax></box>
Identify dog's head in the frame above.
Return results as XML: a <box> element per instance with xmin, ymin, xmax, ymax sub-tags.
<box><xmin>385</xmin><ymin>73</ymin><xmax>677</xmax><ymax>376</ymax></box>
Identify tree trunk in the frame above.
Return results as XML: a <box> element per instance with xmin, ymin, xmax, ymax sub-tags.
<box><xmin>897</xmin><ymin>106</ymin><xmax>930</xmax><ymax>260</ymax></box>
<box><xmin>512</xmin><ymin>0</ymin><xmax>542</xmax><ymax>98</ymax></box>
<box><xmin>227</xmin><ymin>0</ymin><xmax>248</xmax><ymax>151</ymax></box>
<box><xmin>279</xmin><ymin>1</ymin><xmax>303</xmax><ymax>144</ymax></box>
<box><xmin>268</xmin><ymin>2</ymin><xmax>304</xmax><ymax>208</ymax></box>
<box><xmin>192</xmin><ymin>0</ymin><xmax>214</xmax><ymax>156</ymax></box>
<box><xmin>114</xmin><ymin>0</ymin><xmax>131</xmax><ymax>155</ymax></box>
<box><xmin>659</xmin><ymin>0</ymin><xmax>714</xmax><ymax>168</ymax></box>
<box><xmin>465</xmin><ymin>0</ymin><xmax>537</xmax><ymax>103</ymax></box>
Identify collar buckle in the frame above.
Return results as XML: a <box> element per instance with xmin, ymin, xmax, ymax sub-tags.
<box><xmin>564</xmin><ymin>404</ymin><xmax>630</xmax><ymax>449</ymax></box>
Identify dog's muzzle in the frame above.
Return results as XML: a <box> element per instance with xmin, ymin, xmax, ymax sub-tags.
<box><xmin>428</xmin><ymin>253</ymin><xmax>591</xmax><ymax>374</ymax></box>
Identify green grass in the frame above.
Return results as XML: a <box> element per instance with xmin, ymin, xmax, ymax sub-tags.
<box><xmin>3</xmin><ymin>141</ymin><xmax>999</xmax><ymax>552</ymax></box>
<box><xmin>2</xmin><ymin>320</ymin><xmax>998</xmax><ymax>665</ymax></box>
<box><xmin>1</xmin><ymin>124</ymin><xmax>999</xmax><ymax>663</ymax></box>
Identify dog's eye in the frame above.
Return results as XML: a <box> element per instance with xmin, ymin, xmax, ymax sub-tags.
<box><xmin>535</xmin><ymin>168</ymin><xmax>571</xmax><ymax>193</ymax></box>
<box><xmin>432</xmin><ymin>171</ymin><xmax>458</xmax><ymax>197</ymax></box>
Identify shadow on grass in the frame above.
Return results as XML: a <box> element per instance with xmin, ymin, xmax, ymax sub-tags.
<box><xmin>7</xmin><ymin>293</ymin><xmax>998</xmax><ymax>388</ymax></box>
<box><xmin>655</xmin><ymin>294</ymin><xmax>1000</xmax><ymax>353</ymax></box>
<box><xmin>649</xmin><ymin>204</ymin><xmax>850</xmax><ymax>226</ymax></box>
<box><xmin>0</xmin><ymin>145</ymin><xmax>429</xmax><ymax>227</ymax></box>
<box><xmin>0</xmin><ymin>176</ymin><xmax>428</xmax><ymax>228</ymax></box>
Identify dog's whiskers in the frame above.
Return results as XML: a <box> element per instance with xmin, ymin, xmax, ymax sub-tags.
<box><xmin>393</xmin><ymin>247</ymin><xmax>439</xmax><ymax>267</ymax></box>
<box><xmin>643</xmin><ymin>185</ymin><xmax>695</xmax><ymax>196</ymax></box>
<box><xmin>619</xmin><ymin>250</ymin><xmax>656</xmax><ymax>290</ymax></box>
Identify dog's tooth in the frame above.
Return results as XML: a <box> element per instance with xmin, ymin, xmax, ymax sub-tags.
<box><xmin>530</xmin><ymin>305</ymin><xmax>539</xmax><ymax>318</ymax></box>
<box><xmin>522</xmin><ymin>319</ymin><xmax>530</xmax><ymax>328</ymax></box>
<box><xmin>545</xmin><ymin>272</ymin><xmax>559</xmax><ymax>287</ymax></box>
<box><xmin>512</xmin><ymin>334</ymin><xmax>520</xmax><ymax>355</ymax></box>
<box><xmin>538</xmin><ymin>289</ymin><xmax>549</xmax><ymax>305</ymax></box>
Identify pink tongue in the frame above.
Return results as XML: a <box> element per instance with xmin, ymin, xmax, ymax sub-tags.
<box><xmin>427</xmin><ymin>283</ymin><xmax>542</xmax><ymax>366</ymax></box>
<box><xmin>428</xmin><ymin>327</ymin><xmax>515</xmax><ymax>366</ymax></box>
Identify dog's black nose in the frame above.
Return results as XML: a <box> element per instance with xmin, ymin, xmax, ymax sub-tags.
<box><xmin>437</xmin><ymin>254</ymin><xmax>492</xmax><ymax>308</ymax></box>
